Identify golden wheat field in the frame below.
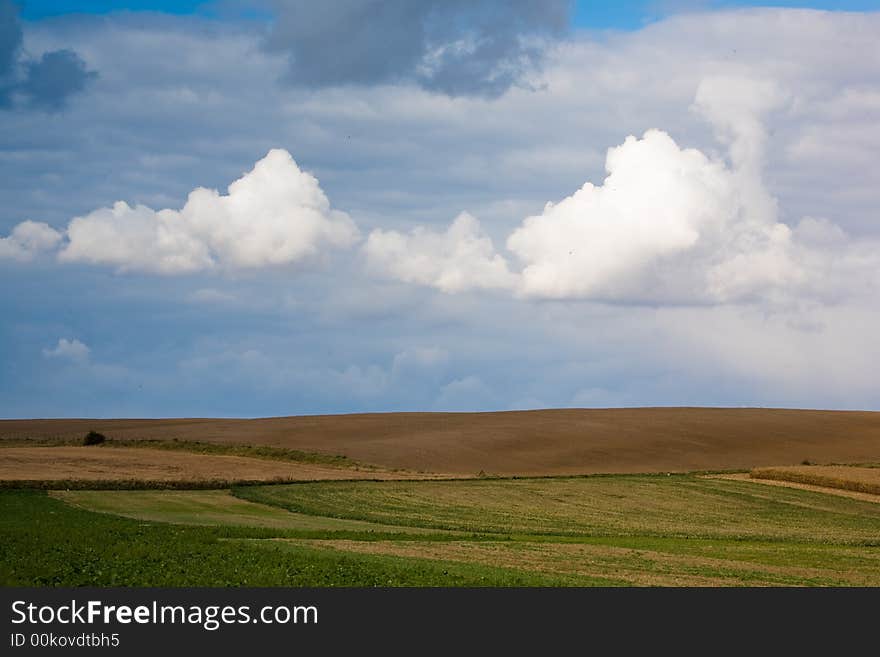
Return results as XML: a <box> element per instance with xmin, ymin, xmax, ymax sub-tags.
<box><xmin>0</xmin><ymin>446</ymin><xmax>452</xmax><ymax>486</ymax></box>
<box><xmin>751</xmin><ymin>465</ymin><xmax>880</xmax><ymax>496</ymax></box>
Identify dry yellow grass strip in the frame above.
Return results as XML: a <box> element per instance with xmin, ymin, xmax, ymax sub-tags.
<box><xmin>706</xmin><ymin>472</ymin><xmax>880</xmax><ymax>504</ymax></box>
<box><xmin>750</xmin><ymin>465</ymin><xmax>880</xmax><ymax>496</ymax></box>
<box><xmin>0</xmin><ymin>447</ymin><xmax>451</xmax><ymax>485</ymax></box>
<box><xmin>280</xmin><ymin>539</ymin><xmax>878</xmax><ymax>587</ymax></box>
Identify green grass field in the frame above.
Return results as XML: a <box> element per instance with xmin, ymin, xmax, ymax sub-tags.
<box><xmin>235</xmin><ymin>474</ymin><xmax>880</xmax><ymax>542</ymax></box>
<box><xmin>53</xmin><ymin>489</ymin><xmax>450</xmax><ymax>534</ymax></box>
<box><xmin>0</xmin><ymin>490</ymin><xmax>594</xmax><ymax>586</ymax></box>
<box><xmin>2</xmin><ymin>472</ymin><xmax>879</xmax><ymax>586</ymax></box>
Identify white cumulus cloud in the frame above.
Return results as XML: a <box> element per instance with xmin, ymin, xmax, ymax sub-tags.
<box><xmin>0</xmin><ymin>220</ymin><xmax>63</xmax><ymax>261</ymax></box>
<box><xmin>49</xmin><ymin>149</ymin><xmax>358</xmax><ymax>274</ymax></box>
<box><xmin>363</xmin><ymin>211</ymin><xmax>516</xmax><ymax>293</ymax></box>
<box><xmin>505</xmin><ymin>75</ymin><xmax>876</xmax><ymax>304</ymax></box>
<box><xmin>42</xmin><ymin>338</ymin><xmax>90</xmax><ymax>363</ymax></box>
<box><xmin>507</xmin><ymin>127</ymin><xmax>770</xmax><ymax>301</ymax></box>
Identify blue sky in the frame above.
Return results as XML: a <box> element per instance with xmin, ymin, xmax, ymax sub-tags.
<box><xmin>1</xmin><ymin>1</ymin><xmax>879</xmax><ymax>417</ymax></box>
<box><xmin>17</xmin><ymin>1</ymin><xmax>880</xmax><ymax>24</ymax></box>
<box><xmin>18</xmin><ymin>1</ymin><xmax>212</xmax><ymax>18</ymax></box>
<box><xmin>574</xmin><ymin>1</ymin><xmax>880</xmax><ymax>29</ymax></box>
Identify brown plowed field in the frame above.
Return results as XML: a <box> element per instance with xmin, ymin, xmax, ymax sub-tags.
<box><xmin>0</xmin><ymin>447</ymin><xmax>447</xmax><ymax>484</ymax></box>
<box><xmin>2</xmin><ymin>408</ymin><xmax>879</xmax><ymax>476</ymax></box>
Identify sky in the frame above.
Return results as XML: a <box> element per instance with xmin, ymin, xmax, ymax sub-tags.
<box><xmin>1</xmin><ymin>0</ymin><xmax>878</xmax><ymax>417</ymax></box>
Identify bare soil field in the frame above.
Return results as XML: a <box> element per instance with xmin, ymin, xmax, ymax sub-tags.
<box><xmin>2</xmin><ymin>408</ymin><xmax>879</xmax><ymax>476</ymax></box>
<box><xmin>0</xmin><ymin>447</ymin><xmax>447</xmax><ymax>485</ymax></box>
<box><xmin>751</xmin><ymin>465</ymin><xmax>880</xmax><ymax>496</ymax></box>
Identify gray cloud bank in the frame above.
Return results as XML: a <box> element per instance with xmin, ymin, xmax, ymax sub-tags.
<box><xmin>265</xmin><ymin>0</ymin><xmax>570</xmax><ymax>97</ymax></box>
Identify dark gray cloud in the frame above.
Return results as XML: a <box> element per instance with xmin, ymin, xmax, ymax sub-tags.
<box><xmin>18</xmin><ymin>48</ymin><xmax>97</xmax><ymax>110</ymax></box>
<box><xmin>0</xmin><ymin>0</ymin><xmax>20</xmax><ymax>74</ymax></box>
<box><xmin>0</xmin><ymin>0</ymin><xmax>21</xmax><ymax>106</ymax></box>
<box><xmin>0</xmin><ymin>0</ymin><xmax>97</xmax><ymax>110</ymax></box>
<box><xmin>266</xmin><ymin>0</ymin><xmax>571</xmax><ymax>97</ymax></box>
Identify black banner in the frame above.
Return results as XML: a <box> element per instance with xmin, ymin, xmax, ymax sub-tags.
<box><xmin>1</xmin><ymin>587</ymin><xmax>874</xmax><ymax>653</ymax></box>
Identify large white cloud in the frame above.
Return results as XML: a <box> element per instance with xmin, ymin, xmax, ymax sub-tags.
<box><xmin>44</xmin><ymin>149</ymin><xmax>357</xmax><ymax>274</ymax></box>
<box><xmin>505</xmin><ymin>76</ymin><xmax>792</xmax><ymax>302</ymax></box>
<box><xmin>364</xmin><ymin>211</ymin><xmax>516</xmax><ymax>293</ymax></box>
<box><xmin>510</xmin><ymin>128</ymin><xmax>756</xmax><ymax>300</ymax></box>
<box><xmin>506</xmin><ymin>75</ymin><xmax>878</xmax><ymax>304</ymax></box>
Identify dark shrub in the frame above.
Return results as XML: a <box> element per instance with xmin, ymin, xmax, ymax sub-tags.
<box><xmin>83</xmin><ymin>431</ymin><xmax>106</xmax><ymax>446</ymax></box>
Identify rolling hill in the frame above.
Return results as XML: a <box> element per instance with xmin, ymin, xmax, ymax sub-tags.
<box><xmin>3</xmin><ymin>407</ymin><xmax>879</xmax><ymax>476</ymax></box>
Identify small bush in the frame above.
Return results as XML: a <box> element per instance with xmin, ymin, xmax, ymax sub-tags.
<box><xmin>82</xmin><ymin>431</ymin><xmax>106</xmax><ymax>446</ymax></box>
